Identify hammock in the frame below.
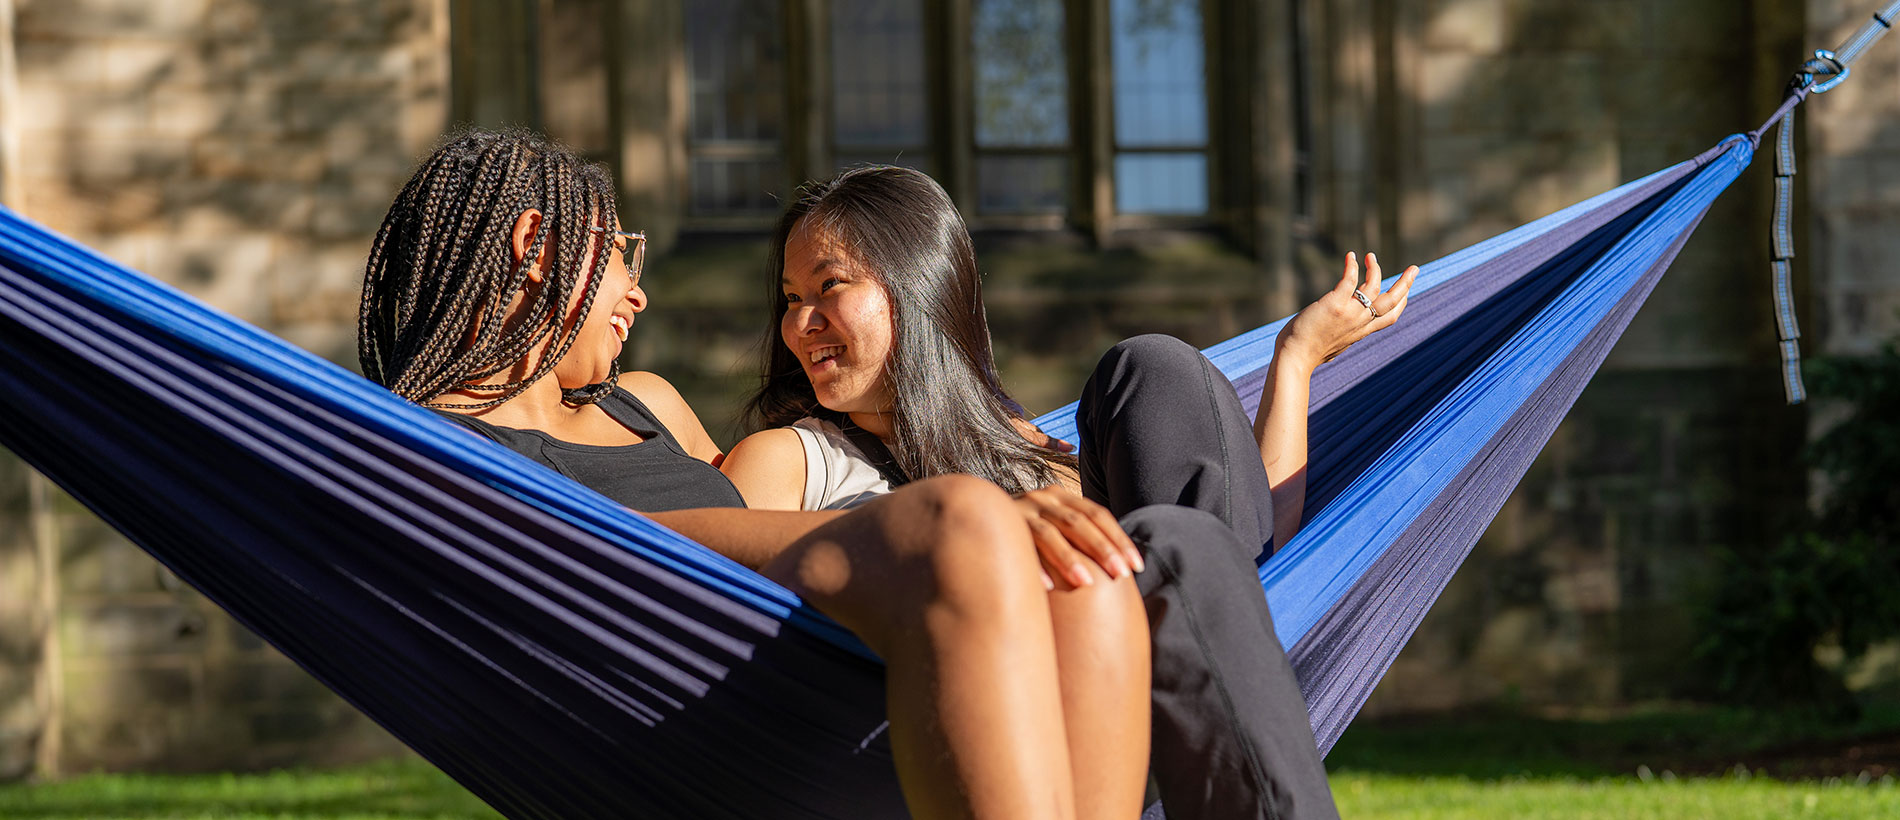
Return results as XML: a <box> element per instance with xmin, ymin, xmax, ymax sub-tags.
<box><xmin>0</xmin><ymin>134</ymin><xmax>1748</xmax><ymax>819</ymax></box>
<box><xmin>24</xmin><ymin>0</ymin><xmax>1900</xmax><ymax>788</ymax></box>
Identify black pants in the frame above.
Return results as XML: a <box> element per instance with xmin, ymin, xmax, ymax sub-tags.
<box><xmin>1079</xmin><ymin>335</ymin><xmax>1338</xmax><ymax>820</ymax></box>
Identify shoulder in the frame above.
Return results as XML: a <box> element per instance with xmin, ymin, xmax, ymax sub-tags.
<box><xmin>616</xmin><ymin>370</ymin><xmax>690</xmax><ymax>418</ymax></box>
<box><xmin>728</xmin><ymin>428</ymin><xmax>808</xmax><ymax>464</ymax></box>
<box><xmin>615</xmin><ymin>371</ymin><xmax>723</xmax><ymax>462</ymax></box>
<box><xmin>719</xmin><ymin>428</ymin><xmax>809</xmax><ymax>511</ymax></box>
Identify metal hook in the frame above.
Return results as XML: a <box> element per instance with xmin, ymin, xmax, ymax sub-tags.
<box><xmin>1798</xmin><ymin>49</ymin><xmax>1851</xmax><ymax>93</ymax></box>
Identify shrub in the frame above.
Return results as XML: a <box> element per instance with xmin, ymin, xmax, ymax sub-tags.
<box><xmin>1694</xmin><ymin>343</ymin><xmax>1900</xmax><ymax>711</ymax></box>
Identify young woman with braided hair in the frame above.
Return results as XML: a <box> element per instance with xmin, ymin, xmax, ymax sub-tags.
<box><xmin>360</xmin><ymin>129</ymin><xmax>1151</xmax><ymax>820</ymax></box>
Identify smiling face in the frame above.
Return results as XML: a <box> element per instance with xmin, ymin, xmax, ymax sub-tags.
<box><xmin>547</xmin><ymin>220</ymin><xmax>646</xmax><ymax>390</ymax></box>
<box><xmin>779</xmin><ymin>222</ymin><xmax>897</xmax><ymax>417</ymax></box>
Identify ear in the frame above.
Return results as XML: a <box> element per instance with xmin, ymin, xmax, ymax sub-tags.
<box><xmin>510</xmin><ymin>208</ymin><xmax>549</xmax><ymax>283</ymax></box>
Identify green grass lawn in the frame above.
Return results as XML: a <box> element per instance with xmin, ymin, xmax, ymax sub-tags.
<box><xmin>0</xmin><ymin>759</ymin><xmax>502</xmax><ymax>820</ymax></box>
<box><xmin>2</xmin><ymin>705</ymin><xmax>1897</xmax><ymax>819</ymax></box>
<box><xmin>1331</xmin><ymin>772</ymin><xmax>1896</xmax><ymax>819</ymax></box>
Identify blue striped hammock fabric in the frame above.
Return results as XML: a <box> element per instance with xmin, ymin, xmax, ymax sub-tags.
<box><xmin>0</xmin><ymin>134</ymin><xmax>1752</xmax><ymax>818</ymax></box>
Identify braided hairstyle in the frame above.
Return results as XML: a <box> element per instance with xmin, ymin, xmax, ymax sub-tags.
<box><xmin>359</xmin><ymin>128</ymin><xmax>620</xmax><ymax>408</ymax></box>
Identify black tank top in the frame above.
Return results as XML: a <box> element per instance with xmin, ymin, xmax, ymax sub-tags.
<box><xmin>434</xmin><ymin>388</ymin><xmax>746</xmax><ymax>512</ymax></box>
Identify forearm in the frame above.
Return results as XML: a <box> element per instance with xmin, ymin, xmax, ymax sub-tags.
<box><xmin>1253</xmin><ymin>346</ymin><xmax>1316</xmax><ymax>546</ymax></box>
<box><xmin>646</xmin><ymin>508</ymin><xmax>847</xmax><ymax>571</ymax></box>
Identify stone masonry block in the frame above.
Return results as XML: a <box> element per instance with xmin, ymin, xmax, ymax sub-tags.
<box><xmin>249</xmin><ymin>709</ymin><xmax>329</xmax><ymax>746</ymax></box>
<box><xmin>282</xmin><ymin>91</ymin><xmax>401</xmax><ymax>137</ymax></box>
<box><xmin>1418</xmin><ymin>134</ymin><xmax>1617</xmax><ymax>251</ymax></box>
<box><xmin>14</xmin><ymin>39</ymin><xmax>109</xmax><ymax>93</ymax></box>
<box><xmin>18</xmin><ymin>0</ymin><xmax>213</xmax><ymax>39</ymax></box>
<box><xmin>1417</xmin><ymin>51</ymin><xmax>1482</xmax><ymax>113</ymax></box>
<box><xmin>147</xmin><ymin>95</ymin><xmax>230</xmax><ymax>139</ymax></box>
<box><xmin>1504</xmin><ymin>0</ymin><xmax>1641</xmax><ymax>53</ymax></box>
<box><xmin>27</xmin><ymin>135</ymin><xmax>194</xmax><ymax>188</ymax></box>
<box><xmin>1811</xmin><ymin>103</ymin><xmax>1900</xmax><ymax>155</ymax></box>
<box><xmin>1826</xmin><ymin>286</ymin><xmax>1900</xmax><ymax>356</ymax></box>
<box><xmin>60</xmin><ymin>603</ymin><xmax>209</xmax><ymax>657</ymax></box>
<box><xmin>60</xmin><ymin>662</ymin><xmax>198</xmax><ymax>726</ymax></box>
<box><xmin>140</xmin><ymin>233</ymin><xmax>275</xmax><ymax>320</ymax></box>
<box><xmin>190</xmin><ymin>137</ymin><xmax>328</xmax><ymax>183</ymax></box>
<box><xmin>268</xmin><ymin>240</ymin><xmax>376</xmax><ymax>326</ymax></box>
<box><xmin>1609</xmin><ymin>55</ymin><xmax>1748</xmax><ymax>137</ymax></box>
<box><xmin>1422</xmin><ymin>0</ymin><xmax>1508</xmax><ymax>54</ymax></box>
<box><xmin>160</xmin><ymin>179</ymin><xmax>316</xmax><ymax>235</ymax></box>
<box><xmin>1633</xmin><ymin>0</ymin><xmax>1751</xmax><ymax>55</ymax></box>
<box><xmin>1420</xmin><ymin>52</ymin><xmax>1612</xmax><ymax>138</ymax></box>
<box><xmin>0</xmin><ymin>544</ymin><xmax>37</xmax><ymax>623</ymax></box>
<box><xmin>207</xmin><ymin>659</ymin><xmax>336</xmax><ymax>706</ymax></box>
<box><xmin>60</xmin><ymin>535</ymin><xmax>165</xmax><ymax>596</ymax></box>
<box><xmin>1820</xmin><ymin>211</ymin><xmax>1900</xmax><ymax>288</ymax></box>
<box><xmin>99</xmin><ymin>39</ymin><xmax>185</xmax><ymax>87</ymax></box>
<box><xmin>286</xmin><ymin>46</ymin><xmax>415</xmax><ymax>83</ymax></box>
<box><xmin>256</xmin><ymin>1</ymin><xmax>415</xmax><ymax>44</ymax></box>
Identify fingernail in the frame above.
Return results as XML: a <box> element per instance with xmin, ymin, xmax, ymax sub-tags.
<box><xmin>1109</xmin><ymin>557</ymin><xmax>1128</xmax><ymax>580</ymax></box>
<box><xmin>1131</xmin><ymin>553</ymin><xmax>1146</xmax><ymax>573</ymax></box>
<box><xmin>1042</xmin><ymin>572</ymin><xmax>1055</xmax><ymax>591</ymax></box>
<box><xmin>1070</xmin><ymin>565</ymin><xmax>1093</xmax><ymax>587</ymax></box>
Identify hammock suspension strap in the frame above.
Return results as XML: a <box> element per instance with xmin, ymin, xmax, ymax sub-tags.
<box><xmin>1757</xmin><ymin>1</ymin><xmax>1900</xmax><ymax>404</ymax></box>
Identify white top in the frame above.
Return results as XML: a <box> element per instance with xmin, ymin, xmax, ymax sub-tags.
<box><xmin>788</xmin><ymin>417</ymin><xmax>897</xmax><ymax>511</ymax></box>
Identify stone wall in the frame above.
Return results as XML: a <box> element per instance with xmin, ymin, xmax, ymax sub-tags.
<box><xmin>1348</xmin><ymin>0</ymin><xmax>1813</xmax><ymax>714</ymax></box>
<box><xmin>0</xmin><ymin>0</ymin><xmax>448</xmax><ymax>777</ymax></box>
<box><xmin>1809</xmin><ymin>0</ymin><xmax>1900</xmax><ymax>356</ymax></box>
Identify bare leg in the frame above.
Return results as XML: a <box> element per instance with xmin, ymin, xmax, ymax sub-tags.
<box><xmin>1046</xmin><ymin>565</ymin><xmax>1150</xmax><ymax>818</ymax></box>
<box><xmin>763</xmin><ymin>475</ymin><xmax>1078</xmax><ymax>820</ymax></box>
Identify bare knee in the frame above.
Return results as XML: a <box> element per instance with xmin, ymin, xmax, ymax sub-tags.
<box><xmin>901</xmin><ymin>475</ymin><xmax>1044</xmax><ymax>615</ymax></box>
<box><xmin>1048</xmin><ymin>563</ymin><xmax>1149</xmax><ymax>669</ymax></box>
<box><xmin>791</xmin><ymin>475</ymin><xmax>1044</xmax><ymax>651</ymax></box>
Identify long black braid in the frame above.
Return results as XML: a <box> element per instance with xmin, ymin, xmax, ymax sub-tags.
<box><xmin>360</xmin><ymin>129</ymin><xmax>620</xmax><ymax>408</ymax></box>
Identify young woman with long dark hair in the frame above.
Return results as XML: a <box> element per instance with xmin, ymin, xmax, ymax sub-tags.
<box><xmin>723</xmin><ymin>165</ymin><xmax>1420</xmax><ymax>820</ymax></box>
<box><xmin>360</xmin><ymin>130</ymin><xmax>1153</xmax><ymax>820</ymax></box>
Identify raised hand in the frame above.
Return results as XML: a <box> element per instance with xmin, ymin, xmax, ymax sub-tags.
<box><xmin>1276</xmin><ymin>252</ymin><xmax>1418</xmax><ymax>370</ymax></box>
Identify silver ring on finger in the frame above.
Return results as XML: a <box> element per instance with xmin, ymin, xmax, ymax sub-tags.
<box><xmin>1352</xmin><ymin>289</ymin><xmax>1378</xmax><ymax>316</ymax></box>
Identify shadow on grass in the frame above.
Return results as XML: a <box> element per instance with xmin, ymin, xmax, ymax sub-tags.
<box><xmin>0</xmin><ymin>758</ymin><xmax>502</xmax><ymax>819</ymax></box>
<box><xmin>1326</xmin><ymin>702</ymin><xmax>1900</xmax><ymax>782</ymax></box>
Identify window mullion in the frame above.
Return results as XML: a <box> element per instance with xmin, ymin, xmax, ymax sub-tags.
<box><xmin>786</xmin><ymin>0</ymin><xmax>826</xmax><ymax>191</ymax></box>
<box><xmin>1069</xmin><ymin>0</ymin><xmax>1113</xmax><ymax>243</ymax></box>
<box><xmin>940</xmin><ymin>0</ymin><xmax>974</xmax><ymax>212</ymax></box>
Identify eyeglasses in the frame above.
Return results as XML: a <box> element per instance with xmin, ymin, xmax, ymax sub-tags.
<box><xmin>588</xmin><ymin>227</ymin><xmax>647</xmax><ymax>284</ymax></box>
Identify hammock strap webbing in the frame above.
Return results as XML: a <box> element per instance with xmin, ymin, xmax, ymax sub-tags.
<box><xmin>1758</xmin><ymin>0</ymin><xmax>1900</xmax><ymax>404</ymax></box>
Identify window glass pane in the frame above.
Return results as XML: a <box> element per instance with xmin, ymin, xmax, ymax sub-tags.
<box><xmin>834</xmin><ymin>153</ymin><xmax>934</xmax><ymax>178</ymax></box>
<box><xmin>1114</xmin><ymin>153</ymin><xmax>1207</xmax><ymax>214</ymax></box>
<box><xmin>690</xmin><ymin>157</ymin><xmax>786</xmax><ymax>215</ymax></box>
<box><xmin>1111</xmin><ymin>0</ymin><xmax>1206</xmax><ymax>148</ymax></box>
<box><xmin>832</xmin><ymin>0</ymin><xmax>927</xmax><ymax>149</ymax></box>
<box><xmin>973</xmin><ymin>0</ymin><xmax>1068</xmax><ymax>147</ymax></box>
<box><xmin>686</xmin><ymin>0</ymin><xmax>783</xmax><ymax>142</ymax></box>
<box><xmin>977</xmin><ymin>155</ymin><xmax>1069</xmax><ymax>213</ymax></box>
